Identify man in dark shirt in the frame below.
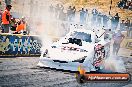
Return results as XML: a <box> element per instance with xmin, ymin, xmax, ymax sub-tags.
<box><xmin>79</xmin><ymin>8</ymin><xmax>86</xmax><ymax>24</ymax></box>
<box><xmin>114</xmin><ymin>13</ymin><xmax>120</xmax><ymax>29</ymax></box>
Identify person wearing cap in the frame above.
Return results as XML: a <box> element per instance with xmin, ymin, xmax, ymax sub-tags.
<box><xmin>112</xmin><ymin>29</ymin><xmax>125</xmax><ymax>55</ymax></box>
<box><xmin>15</xmin><ymin>20</ymin><xmax>26</xmax><ymax>34</ymax></box>
<box><xmin>1</xmin><ymin>5</ymin><xmax>12</xmax><ymax>33</ymax></box>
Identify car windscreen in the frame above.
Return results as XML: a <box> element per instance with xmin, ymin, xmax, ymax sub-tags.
<box><xmin>70</xmin><ymin>32</ymin><xmax>92</xmax><ymax>42</ymax></box>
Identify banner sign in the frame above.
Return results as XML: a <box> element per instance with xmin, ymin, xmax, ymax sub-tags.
<box><xmin>76</xmin><ymin>73</ymin><xmax>131</xmax><ymax>83</ymax></box>
<box><xmin>0</xmin><ymin>34</ymin><xmax>42</xmax><ymax>57</ymax></box>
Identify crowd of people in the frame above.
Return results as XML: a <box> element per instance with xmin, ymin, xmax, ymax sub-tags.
<box><xmin>118</xmin><ymin>0</ymin><xmax>132</xmax><ymax>10</ymax></box>
<box><xmin>0</xmin><ymin>4</ymin><xmax>28</xmax><ymax>34</ymax></box>
<box><xmin>0</xmin><ymin>2</ymin><xmax>131</xmax><ymax>36</ymax></box>
<box><xmin>49</xmin><ymin>4</ymin><xmax>131</xmax><ymax>31</ymax></box>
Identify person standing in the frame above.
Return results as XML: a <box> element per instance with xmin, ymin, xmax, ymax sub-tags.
<box><xmin>110</xmin><ymin>16</ymin><xmax>115</xmax><ymax>30</ymax></box>
<box><xmin>49</xmin><ymin>4</ymin><xmax>54</xmax><ymax>18</ymax></box>
<box><xmin>1</xmin><ymin>5</ymin><xmax>12</xmax><ymax>33</ymax></box>
<box><xmin>55</xmin><ymin>4</ymin><xmax>60</xmax><ymax>19</ymax></box>
<box><xmin>102</xmin><ymin>14</ymin><xmax>109</xmax><ymax>28</ymax></box>
<box><xmin>79</xmin><ymin>8</ymin><xmax>85</xmax><ymax>24</ymax></box>
<box><xmin>97</xmin><ymin>12</ymin><xmax>102</xmax><ymax>27</ymax></box>
<box><xmin>67</xmin><ymin>6</ymin><xmax>72</xmax><ymax>22</ymax></box>
<box><xmin>5</xmin><ymin>0</ymin><xmax>11</xmax><ymax>6</ymax></box>
<box><xmin>120</xmin><ymin>20</ymin><xmax>125</xmax><ymax>31</ymax></box>
<box><xmin>85</xmin><ymin>9</ymin><xmax>89</xmax><ymax>24</ymax></box>
<box><xmin>125</xmin><ymin>18</ymin><xmax>131</xmax><ymax>37</ymax></box>
<box><xmin>112</xmin><ymin>29</ymin><xmax>125</xmax><ymax>55</ymax></box>
<box><xmin>71</xmin><ymin>6</ymin><xmax>76</xmax><ymax>22</ymax></box>
<box><xmin>91</xmin><ymin>8</ymin><xmax>98</xmax><ymax>25</ymax></box>
<box><xmin>114</xmin><ymin>13</ymin><xmax>120</xmax><ymax>29</ymax></box>
<box><xmin>59</xmin><ymin>5</ymin><xmax>65</xmax><ymax>21</ymax></box>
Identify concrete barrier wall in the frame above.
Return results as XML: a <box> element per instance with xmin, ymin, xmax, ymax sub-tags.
<box><xmin>0</xmin><ymin>34</ymin><xmax>42</xmax><ymax>57</ymax></box>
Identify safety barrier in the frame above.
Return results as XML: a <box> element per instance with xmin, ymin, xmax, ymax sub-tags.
<box><xmin>0</xmin><ymin>33</ymin><xmax>42</xmax><ymax>57</ymax></box>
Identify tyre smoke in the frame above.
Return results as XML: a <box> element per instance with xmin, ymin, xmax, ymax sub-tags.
<box><xmin>104</xmin><ymin>55</ymin><xmax>126</xmax><ymax>73</ymax></box>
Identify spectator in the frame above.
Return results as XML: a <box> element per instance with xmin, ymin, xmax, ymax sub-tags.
<box><xmin>49</xmin><ymin>4</ymin><xmax>54</xmax><ymax>18</ymax></box>
<box><xmin>0</xmin><ymin>10</ymin><xmax>2</xmax><ymax>32</ymax></box>
<box><xmin>0</xmin><ymin>10</ymin><xmax>2</xmax><ymax>24</ymax></box>
<box><xmin>83</xmin><ymin>9</ymin><xmax>89</xmax><ymax>24</ymax></box>
<box><xmin>25</xmin><ymin>23</ymin><xmax>30</xmax><ymax>35</ymax></box>
<box><xmin>125</xmin><ymin>18</ymin><xmax>131</xmax><ymax>37</ymax></box>
<box><xmin>114</xmin><ymin>13</ymin><xmax>120</xmax><ymax>29</ymax></box>
<box><xmin>67</xmin><ymin>6</ymin><xmax>72</xmax><ymax>21</ymax></box>
<box><xmin>79</xmin><ymin>8</ymin><xmax>86</xmax><ymax>24</ymax></box>
<box><xmin>103</xmin><ymin>14</ymin><xmax>109</xmax><ymax>28</ymax></box>
<box><xmin>128</xmin><ymin>2</ymin><xmax>132</xmax><ymax>10</ymax></box>
<box><xmin>0</xmin><ymin>0</ymin><xmax>1</xmax><ymax>9</ymax></box>
<box><xmin>123</xmin><ymin>1</ymin><xmax>129</xmax><ymax>9</ymax></box>
<box><xmin>120</xmin><ymin>20</ymin><xmax>125</xmax><ymax>30</ymax></box>
<box><xmin>55</xmin><ymin>4</ymin><xmax>60</xmax><ymax>19</ymax></box>
<box><xmin>14</xmin><ymin>17</ymin><xmax>26</xmax><ymax>34</ymax></box>
<box><xmin>5</xmin><ymin>0</ymin><xmax>11</xmax><ymax>6</ymax></box>
<box><xmin>1</xmin><ymin>5</ymin><xmax>12</xmax><ymax>33</ymax></box>
<box><xmin>71</xmin><ymin>6</ymin><xmax>76</xmax><ymax>22</ymax></box>
<box><xmin>21</xmin><ymin>16</ymin><xmax>26</xmax><ymax>23</ymax></box>
<box><xmin>10</xmin><ymin>17</ymin><xmax>17</xmax><ymax>31</ymax></box>
<box><xmin>125</xmin><ymin>18</ymin><xmax>130</xmax><ymax>28</ymax></box>
<box><xmin>96</xmin><ymin>12</ymin><xmax>102</xmax><ymax>27</ymax></box>
<box><xmin>118</xmin><ymin>0</ymin><xmax>125</xmax><ymax>8</ymax></box>
<box><xmin>129</xmin><ymin>27</ymin><xmax>132</xmax><ymax>38</ymax></box>
<box><xmin>15</xmin><ymin>20</ymin><xmax>26</xmax><ymax>34</ymax></box>
<box><xmin>49</xmin><ymin>4</ymin><xmax>54</xmax><ymax>13</ymax></box>
<box><xmin>112</xmin><ymin>29</ymin><xmax>125</xmax><ymax>55</ymax></box>
<box><xmin>92</xmin><ymin>8</ymin><xmax>98</xmax><ymax>24</ymax></box>
<box><xmin>59</xmin><ymin>5</ymin><xmax>65</xmax><ymax>21</ymax></box>
<box><xmin>85</xmin><ymin>9</ymin><xmax>89</xmax><ymax>23</ymax></box>
<box><xmin>110</xmin><ymin>16</ymin><xmax>116</xmax><ymax>30</ymax></box>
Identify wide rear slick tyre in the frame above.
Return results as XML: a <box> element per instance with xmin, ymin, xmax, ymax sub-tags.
<box><xmin>76</xmin><ymin>74</ymin><xmax>86</xmax><ymax>84</ymax></box>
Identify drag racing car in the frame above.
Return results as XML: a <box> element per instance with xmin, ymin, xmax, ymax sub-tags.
<box><xmin>37</xmin><ymin>27</ymin><xmax>111</xmax><ymax>72</ymax></box>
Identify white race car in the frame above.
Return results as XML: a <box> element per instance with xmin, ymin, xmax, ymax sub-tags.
<box><xmin>37</xmin><ymin>28</ymin><xmax>111</xmax><ymax>72</ymax></box>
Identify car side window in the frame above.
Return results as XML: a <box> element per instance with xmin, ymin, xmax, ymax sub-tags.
<box><xmin>71</xmin><ymin>32</ymin><xmax>92</xmax><ymax>42</ymax></box>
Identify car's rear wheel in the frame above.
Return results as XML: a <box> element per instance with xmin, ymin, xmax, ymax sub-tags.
<box><xmin>76</xmin><ymin>74</ymin><xmax>86</xmax><ymax>84</ymax></box>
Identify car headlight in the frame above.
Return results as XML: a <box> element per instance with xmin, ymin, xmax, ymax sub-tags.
<box><xmin>43</xmin><ymin>49</ymin><xmax>48</xmax><ymax>57</ymax></box>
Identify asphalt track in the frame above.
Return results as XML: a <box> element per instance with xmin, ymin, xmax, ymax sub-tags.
<box><xmin>0</xmin><ymin>57</ymin><xmax>132</xmax><ymax>87</ymax></box>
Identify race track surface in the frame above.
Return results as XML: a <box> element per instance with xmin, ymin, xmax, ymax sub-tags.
<box><xmin>0</xmin><ymin>57</ymin><xmax>132</xmax><ymax>87</ymax></box>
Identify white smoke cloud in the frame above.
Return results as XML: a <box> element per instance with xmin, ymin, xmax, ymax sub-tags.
<box><xmin>104</xmin><ymin>55</ymin><xmax>126</xmax><ymax>73</ymax></box>
<box><xmin>26</xmin><ymin>0</ymin><xmax>71</xmax><ymax>57</ymax></box>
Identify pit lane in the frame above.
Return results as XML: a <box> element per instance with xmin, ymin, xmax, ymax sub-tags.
<box><xmin>0</xmin><ymin>57</ymin><xmax>132</xmax><ymax>87</ymax></box>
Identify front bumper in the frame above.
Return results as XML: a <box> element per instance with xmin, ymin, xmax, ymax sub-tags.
<box><xmin>37</xmin><ymin>57</ymin><xmax>92</xmax><ymax>72</ymax></box>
